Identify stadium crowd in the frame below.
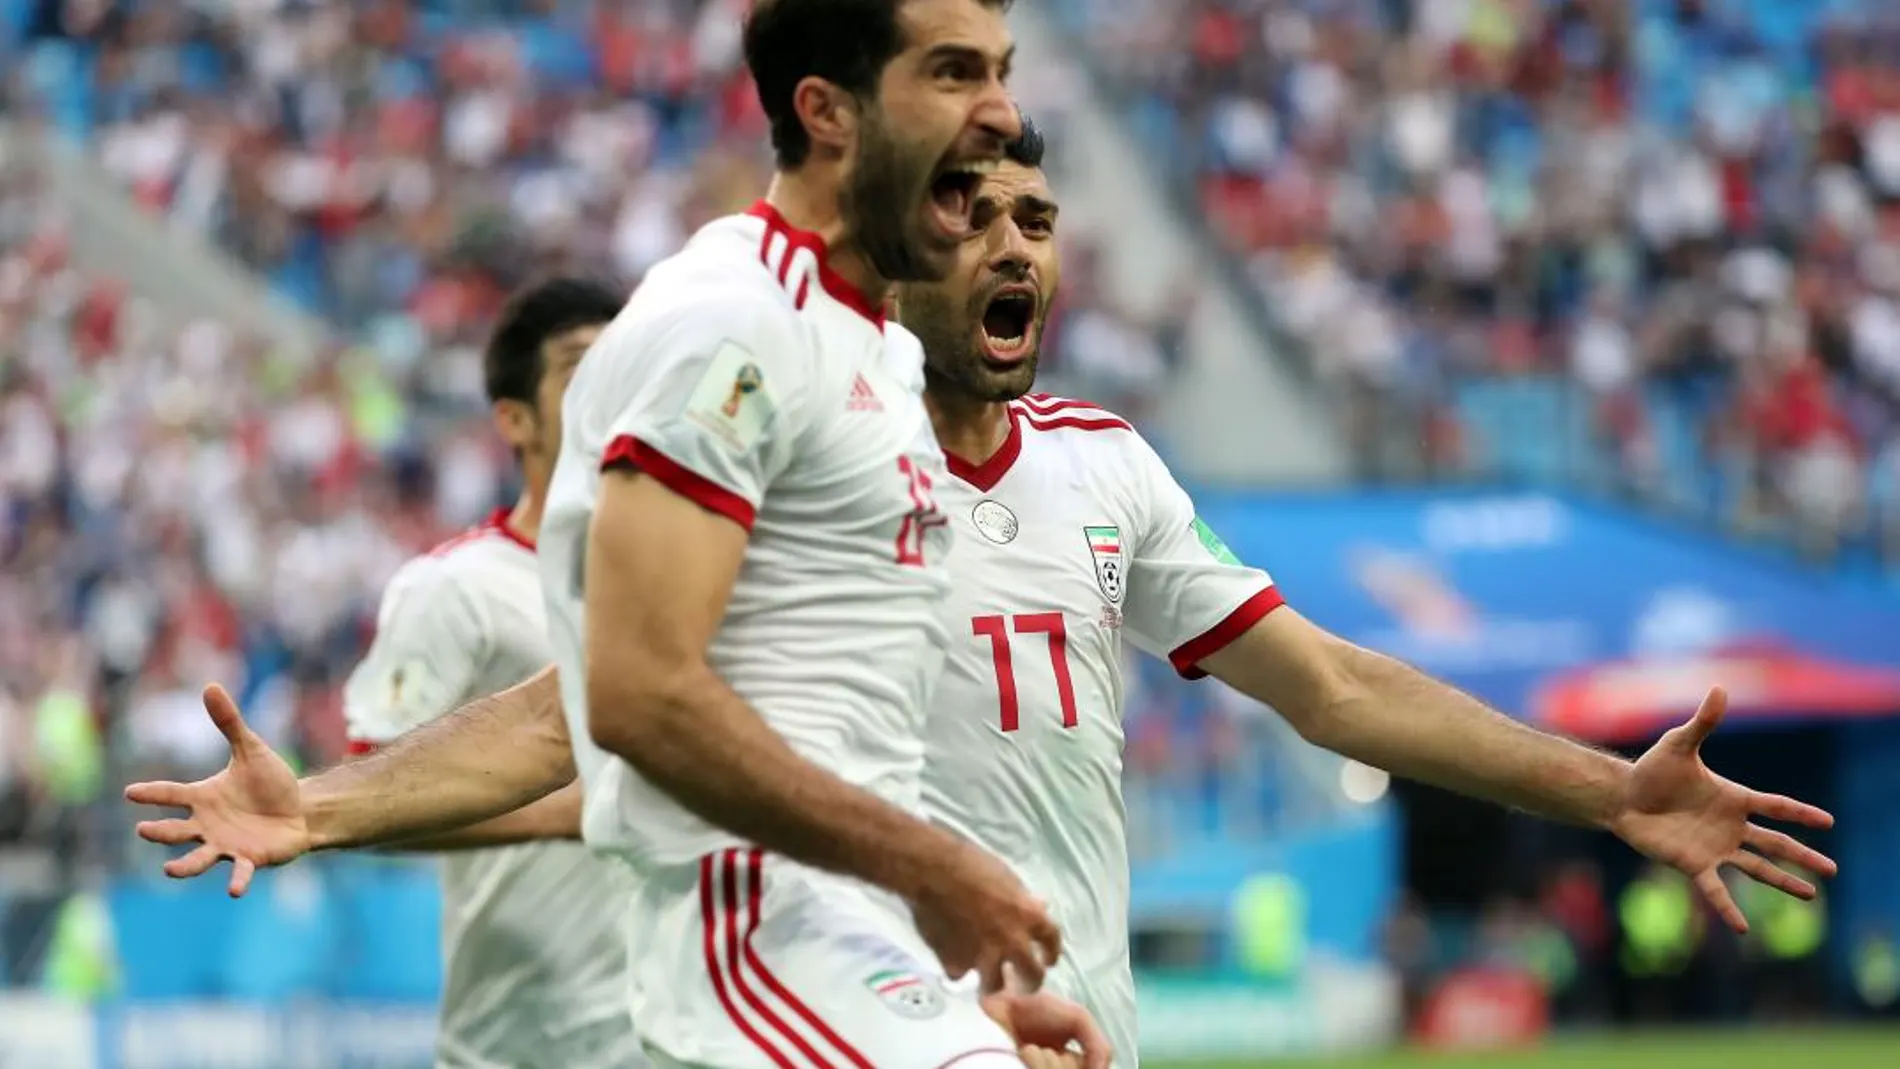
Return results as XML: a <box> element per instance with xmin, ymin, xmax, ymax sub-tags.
<box><xmin>1062</xmin><ymin>0</ymin><xmax>1900</xmax><ymax>558</ymax></box>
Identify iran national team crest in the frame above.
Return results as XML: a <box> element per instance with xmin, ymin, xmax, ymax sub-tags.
<box><xmin>972</xmin><ymin>499</ymin><xmax>1019</xmax><ymax>544</ymax></box>
<box><xmin>1084</xmin><ymin>525</ymin><xmax>1124</xmax><ymax>602</ymax></box>
<box><xmin>864</xmin><ymin>969</ymin><xmax>945</xmax><ymax>1019</ymax></box>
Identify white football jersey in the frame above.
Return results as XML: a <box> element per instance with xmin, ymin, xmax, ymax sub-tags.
<box><xmin>923</xmin><ymin>395</ymin><xmax>1283</xmax><ymax>1067</ymax></box>
<box><xmin>540</xmin><ymin>202</ymin><xmax>954</xmax><ymax>874</ymax></box>
<box><xmin>344</xmin><ymin>510</ymin><xmax>640</xmax><ymax>1069</ymax></box>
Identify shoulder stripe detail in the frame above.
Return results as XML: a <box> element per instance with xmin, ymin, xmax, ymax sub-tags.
<box><xmin>759</xmin><ymin>228</ymin><xmax>815</xmax><ymax>312</ymax></box>
<box><xmin>1018</xmin><ymin>393</ymin><xmax>1109</xmax><ymax>416</ymax></box>
<box><xmin>745</xmin><ymin>201</ymin><xmax>884</xmax><ymax>327</ymax></box>
<box><xmin>1016</xmin><ymin>410</ymin><xmax>1134</xmax><ymax>434</ymax></box>
<box><xmin>425</xmin><ymin>525</ymin><xmax>505</xmax><ymax>559</ymax></box>
<box><xmin>424</xmin><ymin>507</ymin><xmax>535</xmax><ymax>558</ymax></box>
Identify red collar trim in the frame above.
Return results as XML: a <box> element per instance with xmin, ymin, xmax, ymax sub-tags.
<box><xmin>945</xmin><ymin>407</ymin><xmax>1023</xmax><ymax>492</ymax></box>
<box><xmin>745</xmin><ymin>200</ymin><xmax>886</xmax><ymax>328</ymax></box>
<box><xmin>486</xmin><ymin>507</ymin><xmax>536</xmax><ymax>551</ymax></box>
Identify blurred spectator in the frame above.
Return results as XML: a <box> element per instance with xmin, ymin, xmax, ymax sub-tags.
<box><xmin>1538</xmin><ymin>858</ymin><xmax>1613</xmax><ymax>1021</ymax></box>
<box><xmin>1059</xmin><ymin>0</ymin><xmax>1900</xmax><ymax>564</ymax></box>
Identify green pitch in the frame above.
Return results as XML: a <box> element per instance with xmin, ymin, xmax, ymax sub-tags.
<box><xmin>1151</xmin><ymin>1026</ymin><xmax>1900</xmax><ymax>1069</ymax></box>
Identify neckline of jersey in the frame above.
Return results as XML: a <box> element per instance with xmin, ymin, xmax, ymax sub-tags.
<box><xmin>943</xmin><ymin>405</ymin><xmax>1024</xmax><ymax>492</ymax></box>
<box><xmin>484</xmin><ymin>507</ymin><xmax>536</xmax><ymax>551</ymax></box>
<box><xmin>745</xmin><ymin>200</ymin><xmax>887</xmax><ymax>329</ymax></box>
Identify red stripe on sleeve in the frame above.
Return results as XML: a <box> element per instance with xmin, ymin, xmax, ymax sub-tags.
<box><xmin>1168</xmin><ymin>586</ymin><xmax>1287</xmax><ymax>680</ymax></box>
<box><xmin>344</xmin><ymin>739</ymin><xmax>379</xmax><ymax>756</ymax></box>
<box><xmin>601</xmin><ymin>435</ymin><xmax>758</xmax><ymax>532</ymax></box>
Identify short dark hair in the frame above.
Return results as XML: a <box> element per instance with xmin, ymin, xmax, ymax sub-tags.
<box><xmin>744</xmin><ymin>0</ymin><xmax>1014</xmax><ymax>169</ymax></box>
<box><xmin>484</xmin><ymin>277</ymin><xmax>622</xmax><ymax>405</ymax></box>
<box><xmin>1005</xmin><ymin>108</ymin><xmax>1043</xmax><ymax>168</ymax></box>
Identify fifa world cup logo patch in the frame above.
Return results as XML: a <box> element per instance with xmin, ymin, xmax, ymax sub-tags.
<box><xmin>684</xmin><ymin>342</ymin><xmax>776</xmax><ymax>453</ymax></box>
<box><xmin>722</xmin><ymin>363</ymin><xmax>764</xmax><ymax>418</ymax></box>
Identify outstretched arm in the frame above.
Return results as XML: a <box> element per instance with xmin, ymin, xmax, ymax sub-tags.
<box><xmin>126</xmin><ymin>667</ymin><xmax>575</xmax><ymax>896</ymax></box>
<box><xmin>384</xmin><ymin>781</ymin><xmax>584</xmax><ymax>852</ymax></box>
<box><xmin>307</xmin><ymin>664</ymin><xmax>575</xmax><ymax>850</ymax></box>
<box><xmin>1200</xmin><ymin>608</ymin><xmax>1836</xmax><ymax>931</ymax></box>
<box><xmin>1203</xmin><ymin>611</ymin><xmax>1631</xmax><ymax>825</ymax></box>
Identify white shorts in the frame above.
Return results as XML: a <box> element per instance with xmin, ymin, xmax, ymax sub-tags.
<box><xmin>625</xmin><ymin>847</ymin><xmax>1021</xmax><ymax>1069</ymax></box>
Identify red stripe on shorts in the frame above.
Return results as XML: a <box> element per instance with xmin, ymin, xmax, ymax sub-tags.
<box><xmin>701</xmin><ymin>853</ymin><xmax>800</xmax><ymax>1069</ymax></box>
<box><xmin>740</xmin><ymin>849</ymin><xmax>880</xmax><ymax>1069</ymax></box>
<box><xmin>722</xmin><ymin>850</ymin><xmax>838</xmax><ymax>1069</ymax></box>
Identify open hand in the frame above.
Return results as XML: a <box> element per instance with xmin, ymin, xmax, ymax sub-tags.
<box><xmin>123</xmin><ymin>683</ymin><xmax>310</xmax><ymax>896</ymax></box>
<box><xmin>1610</xmin><ymin>686</ymin><xmax>1836</xmax><ymax>933</ymax></box>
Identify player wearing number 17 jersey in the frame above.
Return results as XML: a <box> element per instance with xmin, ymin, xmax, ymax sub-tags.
<box><xmin>898</xmin><ymin>118</ymin><xmax>1839</xmax><ymax>1068</ymax></box>
<box><xmin>896</xmin><ymin>127</ymin><xmax>1278</xmax><ymax>1068</ymax></box>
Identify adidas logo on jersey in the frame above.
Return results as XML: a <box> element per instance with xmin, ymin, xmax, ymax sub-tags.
<box><xmin>848</xmin><ymin>373</ymin><xmax>882</xmax><ymax>412</ymax></box>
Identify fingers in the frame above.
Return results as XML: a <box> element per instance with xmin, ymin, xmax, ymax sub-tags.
<box><xmin>1070</xmin><ymin>1005</ymin><xmax>1113</xmax><ymax>1069</ymax></box>
<box><xmin>1009</xmin><ymin>911</ymin><xmax>1061</xmax><ymax>994</ymax></box>
<box><xmin>1667</xmin><ymin>686</ymin><xmax>1727</xmax><ymax>754</ymax></box>
<box><xmin>1004</xmin><ymin>944</ymin><xmax>1047</xmax><ymax>994</ymax></box>
<box><xmin>978</xmin><ymin>953</ymin><xmax>1008</xmax><ymax>997</ymax></box>
<box><xmin>124</xmin><ymin>781</ymin><xmax>192</xmax><ymax>808</ymax></box>
<box><xmin>1727</xmin><ymin>850</ymin><xmax>1817</xmax><ymax>900</ymax></box>
<box><xmin>202</xmin><ymin>682</ymin><xmax>258</xmax><ymax>754</ymax></box>
<box><xmin>1749</xmin><ymin>791</ymin><xmax>1835</xmax><ymax>830</ymax></box>
<box><xmin>1743</xmin><ymin>823</ymin><xmax>1838</xmax><ymax>877</ymax></box>
<box><xmin>1694</xmin><ymin>867</ymin><xmax>1747</xmax><ymax>934</ymax></box>
<box><xmin>135</xmin><ymin>819</ymin><xmax>201</xmax><ymax>846</ymax></box>
<box><xmin>229</xmin><ymin>856</ymin><xmax>257</xmax><ymax>899</ymax></box>
<box><xmin>1020</xmin><ymin>1048</ymin><xmax>1082</xmax><ymax>1069</ymax></box>
<box><xmin>1032</xmin><ymin>913</ymin><xmax>1062</xmax><ymax>976</ymax></box>
<box><xmin>939</xmin><ymin>951</ymin><xmax>974</xmax><ymax>983</ymax></box>
<box><xmin>164</xmin><ymin>844</ymin><xmax>224</xmax><ymax>881</ymax></box>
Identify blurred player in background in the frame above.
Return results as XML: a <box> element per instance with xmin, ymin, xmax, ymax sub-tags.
<box><xmin>129</xmin><ymin>114</ymin><xmax>1839</xmax><ymax>1069</ymax></box>
<box><xmin>336</xmin><ymin>278</ymin><xmax>641</xmax><ymax>1069</ymax></box>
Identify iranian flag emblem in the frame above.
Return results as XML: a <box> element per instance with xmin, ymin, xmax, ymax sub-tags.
<box><xmin>864</xmin><ymin>968</ymin><xmax>944</xmax><ymax>1019</ymax></box>
<box><xmin>1084</xmin><ymin>525</ymin><xmax>1125</xmax><ymax>603</ymax></box>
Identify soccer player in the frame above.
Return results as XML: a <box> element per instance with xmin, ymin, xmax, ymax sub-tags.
<box><xmin>137</xmin><ymin>2</ymin><xmax>1104</xmax><ymax>1069</ymax></box>
<box><xmin>899</xmin><ymin>123</ymin><xmax>1834</xmax><ymax>1065</ymax></box>
<box><xmin>332</xmin><ymin>277</ymin><xmax>642</xmax><ymax>1069</ymax></box>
